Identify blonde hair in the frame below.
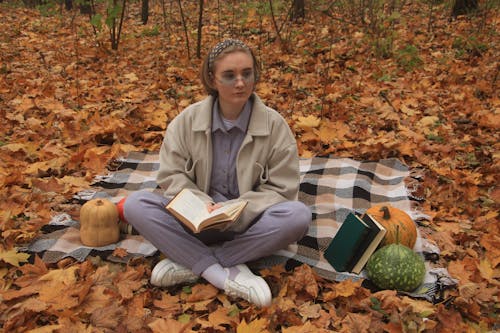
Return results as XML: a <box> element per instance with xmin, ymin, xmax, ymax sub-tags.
<box><xmin>200</xmin><ymin>39</ymin><xmax>260</xmax><ymax>96</ymax></box>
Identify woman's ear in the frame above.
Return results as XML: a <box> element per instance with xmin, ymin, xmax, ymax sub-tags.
<box><xmin>208</xmin><ymin>72</ymin><xmax>217</xmax><ymax>90</ymax></box>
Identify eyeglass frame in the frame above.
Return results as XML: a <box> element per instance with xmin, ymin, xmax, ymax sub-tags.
<box><xmin>213</xmin><ymin>69</ymin><xmax>255</xmax><ymax>86</ymax></box>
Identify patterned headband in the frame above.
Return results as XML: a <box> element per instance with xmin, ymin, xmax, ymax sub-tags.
<box><xmin>208</xmin><ymin>39</ymin><xmax>250</xmax><ymax>71</ymax></box>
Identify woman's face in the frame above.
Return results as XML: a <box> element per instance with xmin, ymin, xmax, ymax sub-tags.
<box><xmin>212</xmin><ymin>51</ymin><xmax>255</xmax><ymax>111</ymax></box>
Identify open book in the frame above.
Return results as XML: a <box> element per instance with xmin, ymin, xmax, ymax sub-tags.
<box><xmin>324</xmin><ymin>212</ymin><xmax>387</xmax><ymax>274</ymax></box>
<box><xmin>165</xmin><ymin>188</ymin><xmax>247</xmax><ymax>233</ymax></box>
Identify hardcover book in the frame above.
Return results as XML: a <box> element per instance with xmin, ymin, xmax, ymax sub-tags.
<box><xmin>166</xmin><ymin>188</ymin><xmax>247</xmax><ymax>233</ymax></box>
<box><xmin>324</xmin><ymin>212</ymin><xmax>387</xmax><ymax>274</ymax></box>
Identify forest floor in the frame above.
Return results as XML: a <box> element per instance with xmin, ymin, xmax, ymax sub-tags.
<box><xmin>0</xmin><ymin>1</ymin><xmax>499</xmax><ymax>332</ymax></box>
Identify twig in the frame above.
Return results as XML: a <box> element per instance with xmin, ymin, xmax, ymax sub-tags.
<box><xmin>379</xmin><ymin>90</ymin><xmax>397</xmax><ymax>112</ymax></box>
<box><xmin>71</xmin><ymin>10</ymin><xmax>81</xmax><ymax>107</ymax></box>
<box><xmin>177</xmin><ymin>0</ymin><xmax>190</xmax><ymax>59</ymax></box>
<box><xmin>196</xmin><ymin>0</ymin><xmax>204</xmax><ymax>58</ymax></box>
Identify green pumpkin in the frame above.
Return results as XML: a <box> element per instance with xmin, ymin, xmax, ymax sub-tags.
<box><xmin>366</xmin><ymin>243</ymin><xmax>425</xmax><ymax>292</ymax></box>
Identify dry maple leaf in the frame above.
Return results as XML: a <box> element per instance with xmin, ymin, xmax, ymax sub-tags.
<box><xmin>39</xmin><ymin>266</ymin><xmax>79</xmax><ymax>285</ymax></box>
<box><xmin>80</xmin><ymin>285</ymin><xmax>114</xmax><ymax>315</ymax></box>
<box><xmin>112</xmin><ymin>247</ymin><xmax>128</xmax><ymax>258</ymax></box>
<box><xmin>0</xmin><ymin>248</ymin><xmax>30</xmax><ymax>267</ymax></box>
<box><xmin>401</xmin><ymin>296</ymin><xmax>436</xmax><ymax>317</ymax></box>
<box><xmin>206</xmin><ymin>306</ymin><xmax>240</xmax><ymax>330</ymax></box>
<box><xmin>259</xmin><ymin>264</ymin><xmax>286</xmax><ymax>279</ymax></box>
<box><xmin>281</xmin><ymin>320</ymin><xmax>329</xmax><ymax>333</ymax></box>
<box><xmin>448</xmin><ymin>259</ymin><xmax>476</xmax><ymax>284</ymax></box>
<box><xmin>114</xmin><ymin>266</ymin><xmax>147</xmax><ymax>300</ymax></box>
<box><xmin>477</xmin><ymin>258</ymin><xmax>497</xmax><ymax>283</ymax></box>
<box><xmin>148</xmin><ymin>317</ymin><xmax>192</xmax><ymax>333</ymax></box>
<box><xmin>480</xmin><ymin>231</ymin><xmax>500</xmax><ymax>268</ymax></box>
<box><xmin>295</xmin><ymin>115</ymin><xmax>321</xmax><ymax>130</ymax></box>
<box><xmin>87</xmin><ymin>264</ymin><xmax>115</xmax><ymax>286</ymax></box>
<box><xmin>90</xmin><ymin>303</ymin><xmax>126</xmax><ymax>329</ymax></box>
<box><xmin>288</xmin><ymin>264</ymin><xmax>319</xmax><ymax>299</ymax></box>
<box><xmin>322</xmin><ymin>279</ymin><xmax>365</xmax><ymax>302</ymax></box>
<box><xmin>237</xmin><ymin>318</ymin><xmax>269</xmax><ymax>333</ymax></box>
<box><xmin>153</xmin><ymin>292</ymin><xmax>182</xmax><ymax>313</ymax></box>
<box><xmin>23</xmin><ymin>324</ymin><xmax>62</xmax><ymax>333</ymax></box>
<box><xmin>298</xmin><ymin>302</ymin><xmax>322</xmax><ymax>321</ymax></box>
<box><xmin>186</xmin><ymin>283</ymin><xmax>219</xmax><ymax>303</ymax></box>
<box><xmin>339</xmin><ymin>312</ymin><xmax>372</xmax><ymax>333</ymax></box>
<box><xmin>54</xmin><ymin>317</ymin><xmax>92</xmax><ymax>333</ymax></box>
<box><xmin>124</xmin><ymin>293</ymin><xmax>150</xmax><ymax>331</ymax></box>
<box><xmin>38</xmin><ymin>277</ymin><xmax>92</xmax><ymax>311</ymax></box>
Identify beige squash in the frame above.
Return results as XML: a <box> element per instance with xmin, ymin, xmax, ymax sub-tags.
<box><xmin>80</xmin><ymin>198</ymin><xmax>120</xmax><ymax>247</ymax></box>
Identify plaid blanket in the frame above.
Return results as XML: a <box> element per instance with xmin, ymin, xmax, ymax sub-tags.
<box><xmin>27</xmin><ymin>151</ymin><xmax>456</xmax><ymax>302</ymax></box>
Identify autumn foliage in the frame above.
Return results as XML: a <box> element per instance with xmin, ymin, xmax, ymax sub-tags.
<box><xmin>0</xmin><ymin>1</ymin><xmax>498</xmax><ymax>331</ymax></box>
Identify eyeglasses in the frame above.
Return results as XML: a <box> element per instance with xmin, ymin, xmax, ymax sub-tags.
<box><xmin>215</xmin><ymin>70</ymin><xmax>255</xmax><ymax>86</ymax></box>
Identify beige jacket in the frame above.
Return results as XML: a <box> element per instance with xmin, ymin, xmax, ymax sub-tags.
<box><xmin>157</xmin><ymin>94</ymin><xmax>300</xmax><ymax>232</ymax></box>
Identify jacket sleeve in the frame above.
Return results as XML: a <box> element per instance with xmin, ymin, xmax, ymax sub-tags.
<box><xmin>156</xmin><ymin>113</ymin><xmax>213</xmax><ymax>204</ymax></box>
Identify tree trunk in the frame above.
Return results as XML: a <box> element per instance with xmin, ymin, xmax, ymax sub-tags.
<box><xmin>291</xmin><ymin>0</ymin><xmax>305</xmax><ymax>21</ymax></box>
<box><xmin>80</xmin><ymin>0</ymin><xmax>92</xmax><ymax>15</ymax></box>
<box><xmin>452</xmin><ymin>0</ymin><xmax>478</xmax><ymax>17</ymax></box>
<box><xmin>177</xmin><ymin>0</ymin><xmax>190</xmax><ymax>59</ymax></box>
<box><xmin>141</xmin><ymin>0</ymin><xmax>149</xmax><ymax>25</ymax></box>
<box><xmin>196</xmin><ymin>0</ymin><xmax>204</xmax><ymax>58</ymax></box>
<box><xmin>65</xmin><ymin>0</ymin><xmax>72</xmax><ymax>10</ymax></box>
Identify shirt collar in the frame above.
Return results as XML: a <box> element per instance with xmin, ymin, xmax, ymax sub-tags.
<box><xmin>212</xmin><ymin>98</ymin><xmax>252</xmax><ymax>133</ymax></box>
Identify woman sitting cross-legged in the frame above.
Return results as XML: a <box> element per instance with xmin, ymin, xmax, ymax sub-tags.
<box><xmin>124</xmin><ymin>39</ymin><xmax>312</xmax><ymax>307</ymax></box>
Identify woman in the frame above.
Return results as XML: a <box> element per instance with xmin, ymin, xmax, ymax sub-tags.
<box><xmin>124</xmin><ymin>39</ymin><xmax>311</xmax><ymax>307</ymax></box>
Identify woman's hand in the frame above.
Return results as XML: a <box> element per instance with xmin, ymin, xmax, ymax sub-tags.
<box><xmin>206</xmin><ymin>202</ymin><xmax>222</xmax><ymax>213</ymax></box>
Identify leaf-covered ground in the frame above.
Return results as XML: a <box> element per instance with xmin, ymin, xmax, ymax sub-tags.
<box><xmin>0</xmin><ymin>1</ymin><xmax>498</xmax><ymax>332</ymax></box>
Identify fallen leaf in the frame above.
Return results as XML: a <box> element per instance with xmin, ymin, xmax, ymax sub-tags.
<box><xmin>0</xmin><ymin>248</ymin><xmax>30</xmax><ymax>267</ymax></box>
<box><xmin>24</xmin><ymin>325</ymin><xmax>62</xmax><ymax>333</ymax></box>
<box><xmin>148</xmin><ymin>317</ymin><xmax>191</xmax><ymax>333</ymax></box>
<box><xmin>298</xmin><ymin>302</ymin><xmax>321</xmax><ymax>320</ymax></box>
<box><xmin>237</xmin><ymin>318</ymin><xmax>269</xmax><ymax>333</ymax></box>
<box><xmin>282</xmin><ymin>320</ymin><xmax>328</xmax><ymax>333</ymax></box>
<box><xmin>153</xmin><ymin>292</ymin><xmax>182</xmax><ymax>313</ymax></box>
<box><xmin>207</xmin><ymin>306</ymin><xmax>240</xmax><ymax>330</ymax></box>
<box><xmin>114</xmin><ymin>266</ymin><xmax>147</xmax><ymax>300</ymax></box>
<box><xmin>186</xmin><ymin>283</ymin><xmax>218</xmax><ymax>302</ymax></box>
<box><xmin>296</xmin><ymin>115</ymin><xmax>321</xmax><ymax>130</ymax></box>
<box><xmin>288</xmin><ymin>265</ymin><xmax>319</xmax><ymax>299</ymax></box>
<box><xmin>90</xmin><ymin>303</ymin><xmax>126</xmax><ymax>329</ymax></box>
<box><xmin>112</xmin><ymin>247</ymin><xmax>128</xmax><ymax>258</ymax></box>
<box><xmin>340</xmin><ymin>313</ymin><xmax>371</xmax><ymax>332</ymax></box>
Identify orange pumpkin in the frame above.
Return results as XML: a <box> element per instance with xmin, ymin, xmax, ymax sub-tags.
<box><xmin>365</xmin><ymin>205</ymin><xmax>417</xmax><ymax>249</ymax></box>
<box><xmin>80</xmin><ymin>198</ymin><xmax>120</xmax><ymax>247</ymax></box>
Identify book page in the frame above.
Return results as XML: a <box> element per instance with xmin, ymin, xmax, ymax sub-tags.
<box><xmin>207</xmin><ymin>201</ymin><xmax>246</xmax><ymax>219</ymax></box>
<box><xmin>167</xmin><ymin>189</ymin><xmax>208</xmax><ymax>225</ymax></box>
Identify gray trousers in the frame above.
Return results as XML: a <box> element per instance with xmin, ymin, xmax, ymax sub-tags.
<box><xmin>123</xmin><ymin>191</ymin><xmax>311</xmax><ymax>275</ymax></box>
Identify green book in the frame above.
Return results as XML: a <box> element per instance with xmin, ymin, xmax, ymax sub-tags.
<box><xmin>324</xmin><ymin>212</ymin><xmax>386</xmax><ymax>273</ymax></box>
<box><xmin>349</xmin><ymin>213</ymin><xmax>387</xmax><ymax>274</ymax></box>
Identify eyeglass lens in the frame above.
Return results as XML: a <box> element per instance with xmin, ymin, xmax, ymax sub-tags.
<box><xmin>217</xmin><ymin>70</ymin><xmax>254</xmax><ymax>86</ymax></box>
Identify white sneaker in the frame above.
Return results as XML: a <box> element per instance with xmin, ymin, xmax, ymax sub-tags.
<box><xmin>224</xmin><ymin>264</ymin><xmax>272</xmax><ymax>307</ymax></box>
<box><xmin>150</xmin><ymin>259</ymin><xmax>198</xmax><ymax>287</ymax></box>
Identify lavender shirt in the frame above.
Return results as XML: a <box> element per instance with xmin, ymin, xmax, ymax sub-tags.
<box><xmin>209</xmin><ymin>98</ymin><xmax>252</xmax><ymax>202</ymax></box>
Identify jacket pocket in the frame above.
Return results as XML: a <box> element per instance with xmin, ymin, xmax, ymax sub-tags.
<box><xmin>184</xmin><ymin>158</ymin><xmax>198</xmax><ymax>181</ymax></box>
<box><xmin>255</xmin><ymin>162</ymin><xmax>269</xmax><ymax>184</ymax></box>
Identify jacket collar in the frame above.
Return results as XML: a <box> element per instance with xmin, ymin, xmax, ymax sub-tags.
<box><xmin>192</xmin><ymin>93</ymin><xmax>270</xmax><ymax>136</ymax></box>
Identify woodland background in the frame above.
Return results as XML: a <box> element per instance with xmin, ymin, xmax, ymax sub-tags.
<box><xmin>0</xmin><ymin>0</ymin><xmax>499</xmax><ymax>331</ymax></box>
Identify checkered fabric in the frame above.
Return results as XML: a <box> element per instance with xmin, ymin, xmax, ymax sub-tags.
<box><xmin>27</xmin><ymin>151</ymin><xmax>456</xmax><ymax>302</ymax></box>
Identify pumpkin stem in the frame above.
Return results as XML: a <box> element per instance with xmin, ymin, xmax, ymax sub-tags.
<box><xmin>380</xmin><ymin>206</ymin><xmax>391</xmax><ymax>220</ymax></box>
<box><xmin>395</xmin><ymin>225</ymin><xmax>400</xmax><ymax>244</ymax></box>
<box><xmin>95</xmin><ymin>199</ymin><xmax>104</xmax><ymax>206</ymax></box>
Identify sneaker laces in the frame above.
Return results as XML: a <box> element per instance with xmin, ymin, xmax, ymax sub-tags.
<box><xmin>225</xmin><ymin>279</ymin><xmax>251</xmax><ymax>299</ymax></box>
